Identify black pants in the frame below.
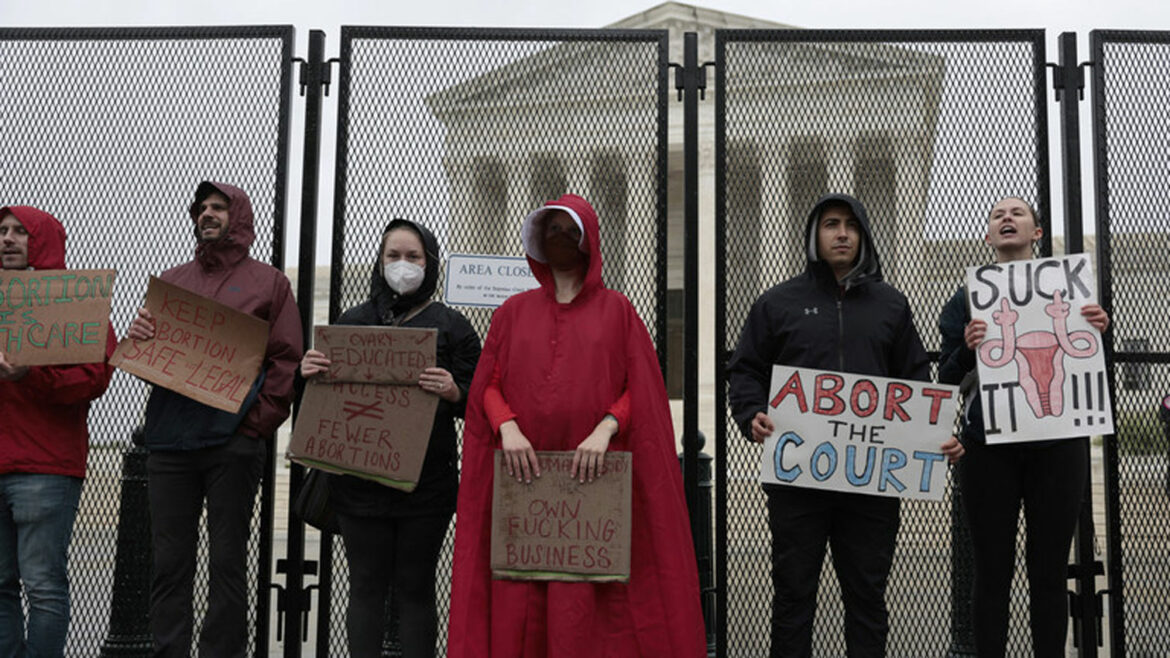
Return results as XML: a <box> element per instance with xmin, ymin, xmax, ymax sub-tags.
<box><xmin>338</xmin><ymin>510</ymin><xmax>453</xmax><ymax>658</ymax></box>
<box><xmin>765</xmin><ymin>486</ymin><xmax>900</xmax><ymax>658</ymax></box>
<box><xmin>147</xmin><ymin>437</ymin><xmax>266</xmax><ymax>658</ymax></box>
<box><xmin>958</xmin><ymin>438</ymin><xmax>1087</xmax><ymax>658</ymax></box>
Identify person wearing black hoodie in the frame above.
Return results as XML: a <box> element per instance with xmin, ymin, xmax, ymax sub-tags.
<box><xmin>728</xmin><ymin>194</ymin><xmax>958</xmax><ymax>658</ymax></box>
<box><xmin>300</xmin><ymin>219</ymin><xmax>481</xmax><ymax>657</ymax></box>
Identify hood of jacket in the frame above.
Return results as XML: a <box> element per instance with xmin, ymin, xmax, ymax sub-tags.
<box><xmin>803</xmin><ymin>192</ymin><xmax>883</xmax><ymax>289</ymax></box>
<box><xmin>521</xmin><ymin>193</ymin><xmax>605</xmax><ymax>302</ymax></box>
<box><xmin>0</xmin><ymin>205</ymin><xmax>66</xmax><ymax>270</ymax></box>
<box><xmin>191</xmin><ymin>181</ymin><xmax>255</xmax><ymax>271</ymax></box>
<box><xmin>369</xmin><ymin>218</ymin><xmax>441</xmax><ymax>323</ymax></box>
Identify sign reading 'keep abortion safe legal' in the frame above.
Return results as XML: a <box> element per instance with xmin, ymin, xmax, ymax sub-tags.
<box><xmin>758</xmin><ymin>366</ymin><xmax>958</xmax><ymax>501</ymax></box>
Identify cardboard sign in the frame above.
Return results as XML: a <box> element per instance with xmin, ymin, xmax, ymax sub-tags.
<box><xmin>444</xmin><ymin>254</ymin><xmax>540</xmax><ymax>308</ymax></box>
<box><xmin>312</xmin><ymin>325</ymin><xmax>436</xmax><ymax>384</ymax></box>
<box><xmin>966</xmin><ymin>254</ymin><xmax>1114</xmax><ymax>443</ymax></box>
<box><xmin>0</xmin><ymin>269</ymin><xmax>116</xmax><ymax>366</ymax></box>
<box><xmin>287</xmin><ymin>381</ymin><xmax>438</xmax><ymax>491</ymax></box>
<box><xmin>491</xmin><ymin>450</ymin><xmax>632</xmax><ymax>582</ymax></box>
<box><xmin>111</xmin><ymin>276</ymin><xmax>268</xmax><ymax>413</ymax></box>
<box><xmin>758</xmin><ymin>366</ymin><xmax>958</xmax><ymax>501</ymax></box>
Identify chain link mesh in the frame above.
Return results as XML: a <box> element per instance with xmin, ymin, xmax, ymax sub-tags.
<box><xmin>324</xmin><ymin>27</ymin><xmax>668</xmax><ymax>656</ymax></box>
<box><xmin>715</xmin><ymin>30</ymin><xmax>1051</xmax><ymax>657</ymax></box>
<box><xmin>0</xmin><ymin>27</ymin><xmax>293</xmax><ymax>656</ymax></box>
<box><xmin>1091</xmin><ymin>30</ymin><xmax>1170</xmax><ymax>657</ymax></box>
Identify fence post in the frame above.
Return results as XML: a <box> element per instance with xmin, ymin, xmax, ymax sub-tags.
<box><xmin>99</xmin><ymin>440</ymin><xmax>152</xmax><ymax>657</ymax></box>
<box><xmin>1053</xmin><ymin>30</ymin><xmax>1104</xmax><ymax>657</ymax></box>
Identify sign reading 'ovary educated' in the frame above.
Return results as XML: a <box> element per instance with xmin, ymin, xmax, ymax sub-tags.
<box><xmin>0</xmin><ymin>269</ymin><xmax>116</xmax><ymax>366</ymax></box>
<box><xmin>111</xmin><ymin>277</ymin><xmax>268</xmax><ymax>413</ymax></box>
<box><xmin>966</xmin><ymin>254</ymin><xmax>1113</xmax><ymax>443</ymax></box>
<box><xmin>759</xmin><ymin>366</ymin><xmax>958</xmax><ymax>501</ymax></box>
<box><xmin>288</xmin><ymin>325</ymin><xmax>439</xmax><ymax>491</ymax></box>
<box><xmin>492</xmin><ymin>450</ymin><xmax>632</xmax><ymax>582</ymax></box>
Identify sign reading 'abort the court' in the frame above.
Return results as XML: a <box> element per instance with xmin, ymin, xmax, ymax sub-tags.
<box><xmin>759</xmin><ymin>366</ymin><xmax>957</xmax><ymax>501</ymax></box>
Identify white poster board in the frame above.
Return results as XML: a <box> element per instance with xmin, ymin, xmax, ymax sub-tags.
<box><xmin>966</xmin><ymin>254</ymin><xmax>1113</xmax><ymax>443</ymax></box>
<box><xmin>444</xmin><ymin>254</ymin><xmax>539</xmax><ymax>308</ymax></box>
<box><xmin>758</xmin><ymin>366</ymin><xmax>958</xmax><ymax>501</ymax></box>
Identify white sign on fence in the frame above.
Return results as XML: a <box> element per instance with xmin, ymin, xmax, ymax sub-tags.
<box><xmin>966</xmin><ymin>254</ymin><xmax>1113</xmax><ymax>444</ymax></box>
<box><xmin>444</xmin><ymin>254</ymin><xmax>540</xmax><ymax>308</ymax></box>
<box><xmin>758</xmin><ymin>366</ymin><xmax>958</xmax><ymax>501</ymax></box>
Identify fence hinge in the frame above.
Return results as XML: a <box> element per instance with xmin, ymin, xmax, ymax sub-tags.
<box><xmin>1048</xmin><ymin>59</ymin><xmax>1092</xmax><ymax>102</ymax></box>
<box><xmin>273</xmin><ymin>558</ymin><xmax>319</xmax><ymax>642</ymax></box>
<box><xmin>668</xmin><ymin>60</ymin><xmax>716</xmax><ymax>101</ymax></box>
<box><xmin>294</xmin><ymin>56</ymin><xmax>340</xmax><ymax>97</ymax></box>
<box><xmin>1067</xmin><ymin>559</ymin><xmax>1106</xmax><ymax>649</ymax></box>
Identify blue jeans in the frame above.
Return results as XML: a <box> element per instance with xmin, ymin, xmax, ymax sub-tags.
<box><xmin>0</xmin><ymin>473</ymin><xmax>83</xmax><ymax>658</ymax></box>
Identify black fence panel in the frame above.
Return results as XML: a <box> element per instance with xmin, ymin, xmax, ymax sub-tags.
<box><xmin>324</xmin><ymin>26</ymin><xmax>669</xmax><ymax>656</ymax></box>
<box><xmin>714</xmin><ymin>30</ymin><xmax>1051</xmax><ymax>657</ymax></box>
<box><xmin>1090</xmin><ymin>29</ymin><xmax>1170</xmax><ymax>658</ymax></box>
<box><xmin>0</xmin><ymin>26</ymin><xmax>294</xmax><ymax>656</ymax></box>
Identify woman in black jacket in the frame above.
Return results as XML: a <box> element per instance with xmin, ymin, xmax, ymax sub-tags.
<box><xmin>938</xmin><ymin>197</ymin><xmax>1109</xmax><ymax>658</ymax></box>
<box><xmin>301</xmin><ymin>218</ymin><xmax>481</xmax><ymax>657</ymax></box>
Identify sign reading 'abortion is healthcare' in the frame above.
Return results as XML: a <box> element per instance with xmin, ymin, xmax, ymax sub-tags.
<box><xmin>759</xmin><ymin>366</ymin><xmax>958</xmax><ymax>501</ymax></box>
<box><xmin>966</xmin><ymin>254</ymin><xmax>1113</xmax><ymax>444</ymax></box>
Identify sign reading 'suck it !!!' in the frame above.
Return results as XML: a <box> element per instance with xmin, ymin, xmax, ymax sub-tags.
<box><xmin>492</xmin><ymin>450</ymin><xmax>632</xmax><ymax>582</ymax></box>
<box><xmin>0</xmin><ymin>269</ymin><xmax>116</xmax><ymax>366</ymax></box>
<box><xmin>759</xmin><ymin>366</ymin><xmax>958</xmax><ymax>501</ymax></box>
<box><xmin>966</xmin><ymin>254</ymin><xmax>1114</xmax><ymax>443</ymax></box>
<box><xmin>111</xmin><ymin>277</ymin><xmax>269</xmax><ymax>414</ymax></box>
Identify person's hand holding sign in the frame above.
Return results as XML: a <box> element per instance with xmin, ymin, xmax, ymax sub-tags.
<box><xmin>501</xmin><ymin>420</ymin><xmax>540</xmax><ymax>484</ymax></box>
<box><xmin>300</xmin><ymin>349</ymin><xmax>329</xmax><ymax>378</ymax></box>
<box><xmin>127</xmin><ymin>307</ymin><xmax>156</xmax><ymax>341</ymax></box>
<box><xmin>418</xmin><ymin>367</ymin><xmax>460</xmax><ymax>403</ymax></box>
<box><xmin>571</xmin><ymin>414</ymin><xmax>619</xmax><ymax>484</ymax></box>
<box><xmin>940</xmin><ymin>436</ymin><xmax>965</xmax><ymax>464</ymax></box>
<box><xmin>0</xmin><ymin>352</ymin><xmax>28</xmax><ymax>382</ymax></box>
<box><xmin>750</xmin><ymin>411</ymin><xmax>775</xmax><ymax>444</ymax></box>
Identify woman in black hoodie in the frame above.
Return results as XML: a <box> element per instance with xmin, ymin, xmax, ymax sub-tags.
<box><xmin>301</xmin><ymin>219</ymin><xmax>481</xmax><ymax>657</ymax></box>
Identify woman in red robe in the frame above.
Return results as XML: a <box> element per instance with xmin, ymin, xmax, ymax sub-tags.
<box><xmin>447</xmin><ymin>194</ymin><xmax>706</xmax><ymax>657</ymax></box>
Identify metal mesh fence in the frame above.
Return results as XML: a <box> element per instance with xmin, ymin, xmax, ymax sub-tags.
<box><xmin>0</xmin><ymin>27</ymin><xmax>293</xmax><ymax>656</ymax></box>
<box><xmin>1090</xmin><ymin>30</ymin><xmax>1170</xmax><ymax>658</ymax></box>
<box><xmin>323</xmin><ymin>26</ymin><xmax>668</xmax><ymax>656</ymax></box>
<box><xmin>714</xmin><ymin>30</ymin><xmax>1051</xmax><ymax>657</ymax></box>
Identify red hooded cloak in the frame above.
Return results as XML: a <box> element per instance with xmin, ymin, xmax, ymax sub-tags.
<box><xmin>447</xmin><ymin>194</ymin><xmax>706</xmax><ymax>657</ymax></box>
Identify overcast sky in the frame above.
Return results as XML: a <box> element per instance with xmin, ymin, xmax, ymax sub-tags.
<box><xmin>4</xmin><ymin>0</ymin><xmax>1165</xmax><ymax>264</ymax></box>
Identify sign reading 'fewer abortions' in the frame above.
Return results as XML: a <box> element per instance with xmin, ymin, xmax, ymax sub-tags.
<box><xmin>759</xmin><ymin>366</ymin><xmax>958</xmax><ymax>501</ymax></box>
<box><xmin>111</xmin><ymin>277</ymin><xmax>268</xmax><ymax>413</ymax></box>
<box><xmin>492</xmin><ymin>450</ymin><xmax>632</xmax><ymax>582</ymax></box>
<box><xmin>966</xmin><ymin>254</ymin><xmax>1114</xmax><ymax>443</ymax></box>
<box><xmin>0</xmin><ymin>269</ymin><xmax>116</xmax><ymax>366</ymax></box>
<box><xmin>287</xmin><ymin>326</ymin><xmax>439</xmax><ymax>491</ymax></box>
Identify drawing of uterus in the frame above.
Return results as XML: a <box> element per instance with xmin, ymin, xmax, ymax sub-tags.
<box><xmin>978</xmin><ymin>290</ymin><xmax>1098</xmax><ymax>419</ymax></box>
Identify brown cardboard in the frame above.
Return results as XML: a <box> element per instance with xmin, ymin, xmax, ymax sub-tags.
<box><xmin>287</xmin><ymin>381</ymin><xmax>438</xmax><ymax>491</ymax></box>
<box><xmin>490</xmin><ymin>450</ymin><xmax>632</xmax><ymax>582</ymax></box>
<box><xmin>0</xmin><ymin>269</ymin><xmax>116</xmax><ymax>366</ymax></box>
<box><xmin>110</xmin><ymin>276</ymin><xmax>268</xmax><ymax>413</ymax></box>
<box><xmin>312</xmin><ymin>325</ymin><xmax>437</xmax><ymax>385</ymax></box>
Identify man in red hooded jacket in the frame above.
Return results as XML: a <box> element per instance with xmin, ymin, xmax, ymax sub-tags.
<box><xmin>126</xmin><ymin>182</ymin><xmax>302</xmax><ymax>657</ymax></box>
<box><xmin>0</xmin><ymin>206</ymin><xmax>116</xmax><ymax>657</ymax></box>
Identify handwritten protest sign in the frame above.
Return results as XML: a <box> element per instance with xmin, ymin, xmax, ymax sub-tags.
<box><xmin>312</xmin><ymin>325</ymin><xmax>436</xmax><ymax>384</ymax></box>
<box><xmin>491</xmin><ymin>450</ymin><xmax>632</xmax><ymax>582</ymax></box>
<box><xmin>0</xmin><ymin>269</ymin><xmax>115</xmax><ymax>366</ymax></box>
<box><xmin>288</xmin><ymin>381</ymin><xmax>438</xmax><ymax>491</ymax></box>
<box><xmin>966</xmin><ymin>254</ymin><xmax>1114</xmax><ymax>443</ymax></box>
<box><xmin>111</xmin><ymin>277</ymin><xmax>268</xmax><ymax>413</ymax></box>
<box><xmin>288</xmin><ymin>325</ymin><xmax>439</xmax><ymax>491</ymax></box>
<box><xmin>759</xmin><ymin>366</ymin><xmax>957</xmax><ymax>501</ymax></box>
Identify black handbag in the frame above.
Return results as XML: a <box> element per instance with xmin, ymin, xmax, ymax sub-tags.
<box><xmin>293</xmin><ymin>468</ymin><xmax>340</xmax><ymax>534</ymax></box>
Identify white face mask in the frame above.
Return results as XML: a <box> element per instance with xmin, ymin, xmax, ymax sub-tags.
<box><xmin>384</xmin><ymin>260</ymin><xmax>425</xmax><ymax>295</ymax></box>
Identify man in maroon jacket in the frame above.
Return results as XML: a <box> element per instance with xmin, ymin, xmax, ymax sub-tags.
<box><xmin>127</xmin><ymin>182</ymin><xmax>302</xmax><ymax>657</ymax></box>
<box><xmin>0</xmin><ymin>206</ymin><xmax>116</xmax><ymax>657</ymax></box>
